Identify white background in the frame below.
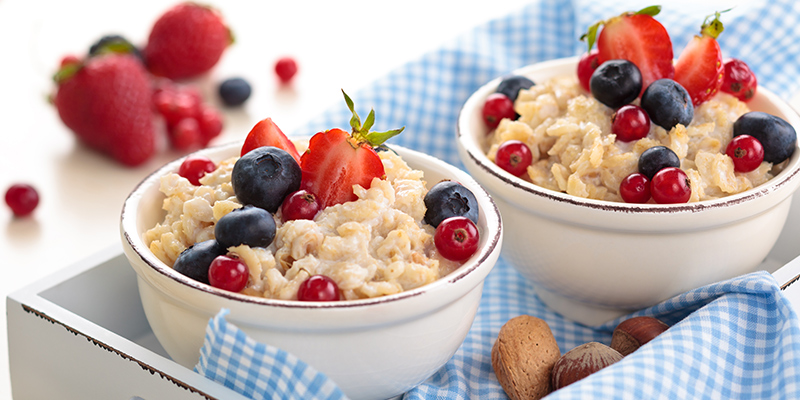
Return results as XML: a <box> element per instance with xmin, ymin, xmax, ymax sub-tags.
<box><xmin>0</xmin><ymin>0</ymin><xmax>797</xmax><ymax>398</ymax></box>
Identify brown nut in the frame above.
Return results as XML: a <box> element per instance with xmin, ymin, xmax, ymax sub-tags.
<box><xmin>492</xmin><ymin>315</ymin><xmax>561</xmax><ymax>400</ymax></box>
<box><xmin>610</xmin><ymin>316</ymin><xmax>669</xmax><ymax>356</ymax></box>
<box><xmin>550</xmin><ymin>342</ymin><xmax>622</xmax><ymax>390</ymax></box>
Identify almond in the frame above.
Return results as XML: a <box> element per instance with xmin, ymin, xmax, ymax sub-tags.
<box><xmin>492</xmin><ymin>315</ymin><xmax>561</xmax><ymax>400</ymax></box>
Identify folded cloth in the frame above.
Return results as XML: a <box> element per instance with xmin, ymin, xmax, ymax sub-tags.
<box><xmin>195</xmin><ymin>0</ymin><xmax>800</xmax><ymax>399</ymax></box>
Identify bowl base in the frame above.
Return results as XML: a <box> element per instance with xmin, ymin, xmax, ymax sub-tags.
<box><xmin>535</xmin><ymin>286</ymin><xmax>631</xmax><ymax>326</ymax></box>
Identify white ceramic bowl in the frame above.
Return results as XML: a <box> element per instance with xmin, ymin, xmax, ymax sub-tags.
<box><xmin>120</xmin><ymin>141</ymin><xmax>502</xmax><ymax>400</ymax></box>
<box><xmin>457</xmin><ymin>56</ymin><xmax>800</xmax><ymax>326</ymax></box>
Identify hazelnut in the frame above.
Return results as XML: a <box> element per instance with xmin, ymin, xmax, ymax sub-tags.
<box><xmin>492</xmin><ymin>315</ymin><xmax>561</xmax><ymax>400</ymax></box>
<box><xmin>610</xmin><ymin>316</ymin><xmax>669</xmax><ymax>356</ymax></box>
<box><xmin>550</xmin><ymin>342</ymin><xmax>622</xmax><ymax>390</ymax></box>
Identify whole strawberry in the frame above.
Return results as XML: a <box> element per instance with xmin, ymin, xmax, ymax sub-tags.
<box><xmin>54</xmin><ymin>53</ymin><xmax>156</xmax><ymax>166</ymax></box>
<box><xmin>145</xmin><ymin>2</ymin><xmax>232</xmax><ymax>80</ymax></box>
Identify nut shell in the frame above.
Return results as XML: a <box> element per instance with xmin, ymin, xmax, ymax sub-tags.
<box><xmin>492</xmin><ymin>315</ymin><xmax>561</xmax><ymax>400</ymax></box>
<box><xmin>551</xmin><ymin>342</ymin><xmax>622</xmax><ymax>390</ymax></box>
<box><xmin>610</xmin><ymin>316</ymin><xmax>669</xmax><ymax>356</ymax></box>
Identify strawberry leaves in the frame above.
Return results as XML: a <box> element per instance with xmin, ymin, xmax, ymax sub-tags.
<box><xmin>342</xmin><ymin>89</ymin><xmax>404</xmax><ymax>146</ymax></box>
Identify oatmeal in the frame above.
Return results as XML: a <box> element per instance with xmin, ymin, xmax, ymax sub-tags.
<box><xmin>144</xmin><ymin>149</ymin><xmax>462</xmax><ymax>300</ymax></box>
<box><xmin>485</xmin><ymin>76</ymin><xmax>781</xmax><ymax>202</ymax></box>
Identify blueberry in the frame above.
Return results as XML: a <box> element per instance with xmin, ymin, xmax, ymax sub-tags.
<box><xmin>641</xmin><ymin>79</ymin><xmax>694</xmax><ymax>130</ymax></box>
<box><xmin>173</xmin><ymin>240</ymin><xmax>224</xmax><ymax>284</ymax></box>
<box><xmin>232</xmin><ymin>146</ymin><xmax>302</xmax><ymax>213</ymax></box>
<box><xmin>215</xmin><ymin>205</ymin><xmax>276</xmax><ymax>249</ymax></box>
<box><xmin>219</xmin><ymin>77</ymin><xmax>252</xmax><ymax>107</ymax></box>
<box><xmin>733</xmin><ymin>111</ymin><xmax>797</xmax><ymax>164</ymax></box>
<box><xmin>638</xmin><ymin>146</ymin><xmax>681</xmax><ymax>180</ymax></box>
<box><xmin>496</xmin><ymin>75</ymin><xmax>535</xmax><ymax>102</ymax></box>
<box><xmin>89</xmin><ymin>34</ymin><xmax>145</xmax><ymax>64</ymax></box>
<box><xmin>423</xmin><ymin>181</ymin><xmax>479</xmax><ymax>228</ymax></box>
<box><xmin>589</xmin><ymin>60</ymin><xmax>642</xmax><ymax>109</ymax></box>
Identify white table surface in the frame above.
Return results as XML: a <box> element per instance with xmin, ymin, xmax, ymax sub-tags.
<box><xmin>1</xmin><ymin>0</ymin><xmax>798</xmax><ymax>399</ymax></box>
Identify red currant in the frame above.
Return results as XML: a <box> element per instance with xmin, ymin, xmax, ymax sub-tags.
<box><xmin>297</xmin><ymin>275</ymin><xmax>340</xmax><ymax>301</ymax></box>
<box><xmin>178</xmin><ymin>155</ymin><xmax>216</xmax><ymax>186</ymax></box>
<box><xmin>275</xmin><ymin>57</ymin><xmax>298</xmax><ymax>84</ymax></box>
<box><xmin>651</xmin><ymin>167</ymin><xmax>691</xmax><ymax>204</ymax></box>
<box><xmin>481</xmin><ymin>93</ymin><xmax>516</xmax><ymax>130</ymax></box>
<box><xmin>576</xmin><ymin>49</ymin><xmax>600</xmax><ymax>92</ymax></box>
<box><xmin>612</xmin><ymin>105</ymin><xmax>650</xmax><ymax>142</ymax></box>
<box><xmin>281</xmin><ymin>190</ymin><xmax>320</xmax><ymax>221</ymax></box>
<box><xmin>197</xmin><ymin>105</ymin><xmax>223</xmax><ymax>145</ymax></box>
<box><xmin>726</xmin><ymin>134</ymin><xmax>764</xmax><ymax>173</ymax></box>
<box><xmin>721</xmin><ymin>58</ymin><xmax>757</xmax><ymax>102</ymax></box>
<box><xmin>495</xmin><ymin>140</ymin><xmax>533</xmax><ymax>177</ymax></box>
<box><xmin>169</xmin><ymin>118</ymin><xmax>203</xmax><ymax>150</ymax></box>
<box><xmin>208</xmin><ymin>255</ymin><xmax>249</xmax><ymax>292</ymax></box>
<box><xmin>5</xmin><ymin>183</ymin><xmax>39</xmax><ymax>217</ymax></box>
<box><xmin>619</xmin><ymin>173</ymin><xmax>651</xmax><ymax>203</ymax></box>
<box><xmin>434</xmin><ymin>216</ymin><xmax>480</xmax><ymax>262</ymax></box>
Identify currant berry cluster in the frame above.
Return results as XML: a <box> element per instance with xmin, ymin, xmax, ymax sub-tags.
<box><xmin>153</xmin><ymin>79</ymin><xmax>224</xmax><ymax>151</ymax></box>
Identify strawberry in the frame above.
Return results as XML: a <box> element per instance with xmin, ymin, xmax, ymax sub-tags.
<box><xmin>144</xmin><ymin>3</ymin><xmax>232</xmax><ymax>80</ymax></box>
<box><xmin>53</xmin><ymin>53</ymin><xmax>156</xmax><ymax>166</ymax></box>
<box><xmin>300</xmin><ymin>91</ymin><xmax>403</xmax><ymax>208</ymax></box>
<box><xmin>241</xmin><ymin>118</ymin><xmax>301</xmax><ymax>163</ymax></box>
<box><xmin>583</xmin><ymin>6</ymin><xmax>674</xmax><ymax>94</ymax></box>
<box><xmin>674</xmin><ymin>11</ymin><xmax>726</xmax><ymax>106</ymax></box>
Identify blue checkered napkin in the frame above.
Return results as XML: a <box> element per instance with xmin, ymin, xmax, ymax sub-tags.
<box><xmin>196</xmin><ymin>309</ymin><xmax>346</xmax><ymax>400</ymax></box>
<box><xmin>195</xmin><ymin>0</ymin><xmax>800</xmax><ymax>399</ymax></box>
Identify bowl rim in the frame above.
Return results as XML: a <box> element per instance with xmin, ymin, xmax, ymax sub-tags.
<box><xmin>121</xmin><ymin>141</ymin><xmax>503</xmax><ymax>310</ymax></box>
<box><xmin>456</xmin><ymin>56</ymin><xmax>800</xmax><ymax>215</ymax></box>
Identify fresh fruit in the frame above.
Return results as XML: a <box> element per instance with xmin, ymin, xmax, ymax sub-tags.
<box><xmin>638</xmin><ymin>146</ymin><xmax>680</xmax><ymax>180</ymax></box>
<box><xmin>674</xmin><ymin>11</ymin><xmax>725</xmax><ymax>106</ymax></box>
<box><xmin>726</xmin><ymin>135</ymin><xmax>764</xmax><ymax>172</ymax></box>
<box><xmin>169</xmin><ymin>118</ymin><xmax>203</xmax><ymax>151</ymax></box>
<box><xmin>495</xmin><ymin>140</ymin><xmax>533</xmax><ymax>177</ymax></box>
<box><xmin>173</xmin><ymin>239</ymin><xmax>225</xmax><ymax>284</ymax></box>
<box><xmin>232</xmin><ymin>146</ymin><xmax>302</xmax><ymax>213</ymax></box>
<box><xmin>297</xmin><ymin>275</ymin><xmax>340</xmax><ymax>301</ymax></box>
<box><xmin>551</xmin><ymin>342</ymin><xmax>623</xmax><ymax>390</ymax></box>
<box><xmin>492</xmin><ymin>315</ymin><xmax>561</xmax><ymax>400</ymax></box>
<box><xmin>5</xmin><ymin>184</ymin><xmax>39</xmax><ymax>217</ymax></box>
<box><xmin>280</xmin><ymin>190</ymin><xmax>321</xmax><ymax>221</ymax></box>
<box><xmin>197</xmin><ymin>104</ymin><xmax>224</xmax><ymax>143</ymax></box>
<box><xmin>721</xmin><ymin>58</ymin><xmax>757</xmax><ymax>101</ymax></box>
<box><xmin>53</xmin><ymin>53</ymin><xmax>156</xmax><ymax>166</ymax></box>
<box><xmin>610</xmin><ymin>316</ymin><xmax>669</xmax><ymax>356</ymax></box>
<box><xmin>651</xmin><ymin>167</ymin><xmax>691</xmax><ymax>204</ymax></box>
<box><xmin>423</xmin><ymin>180</ymin><xmax>480</xmax><ymax>228</ymax></box>
<box><xmin>619</xmin><ymin>173</ymin><xmax>651</xmax><ymax>204</ymax></box>
<box><xmin>612</xmin><ymin>104</ymin><xmax>650</xmax><ymax>142</ymax></box>
<box><xmin>733</xmin><ymin>111</ymin><xmax>796</xmax><ymax>164</ymax></box>
<box><xmin>215</xmin><ymin>205</ymin><xmax>277</xmax><ymax>249</ymax></box>
<box><xmin>496</xmin><ymin>75</ymin><xmax>535</xmax><ymax>102</ymax></box>
<box><xmin>178</xmin><ymin>155</ymin><xmax>216</xmax><ymax>185</ymax></box>
<box><xmin>584</xmin><ymin>5</ymin><xmax>674</xmax><ymax>92</ymax></box>
<box><xmin>640</xmin><ymin>79</ymin><xmax>694</xmax><ymax>130</ymax></box>
<box><xmin>482</xmin><ymin>93</ymin><xmax>516</xmax><ymax>130</ymax></box>
<box><xmin>299</xmin><ymin>90</ymin><xmax>404</xmax><ymax>208</ymax></box>
<box><xmin>434</xmin><ymin>216</ymin><xmax>480</xmax><ymax>262</ymax></box>
<box><xmin>218</xmin><ymin>77</ymin><xmax>252</xmax><ymax>106</ymax></box>
<box><xmin>590</xmin><ymin>59</ymin><xmax>642</xmax><ymax>109</ymax></box>
<box><xmin>275</xmin><ymin>57</ymin><xmax>298</xmax><ymax>84</ymax></box>
<box><xmin>241</xmin><ymin>118</ymin><xmax>302</xmax><ymax>163</ymax></box>
<box><xmin>153</xmin><ymin>87</ymin><xmax>201</xmax><ymax>129</ymax></box>
<box><xmin>144</xmin><ymin>2</ymin><xmax>232</xmax><ymax>79</ymax></box>
<box><xmin>576</xmin><ymin>48</ymin><xmax>600</xmax><ymax>92</ymax></box>
<box><xmin>208</xmin><ymin>255</ymin><xmax>249</xmax><ymax>292</ymax></box>
<box><xmin>88</xmin><ymin>34</ymin><xmax>145</xmax><ymax>64</ymax></box>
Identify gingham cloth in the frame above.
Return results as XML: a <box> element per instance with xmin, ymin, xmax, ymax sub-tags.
<box><xmin>195</xmin><ymin>0</ymin><xmax>800</xmax><ymax>398</ymax></box>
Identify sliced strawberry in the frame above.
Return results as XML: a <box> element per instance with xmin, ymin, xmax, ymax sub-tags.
<box><xmin>584</xmin><ymin>6</ymin><xmax>674</xmax><ymax>94</ymax></box>
<box><xmin>241</xmin><ymin>118</ymin><xmax>301</xmax><ymax>162</ymax></box>
<box><xmin>674</xmin><ymin>11</ymin><xmax>725</xmax><ymax>106</ymax></box>
<box><xmin>300</xmin><ymin>90</ymin><xmax>403</xmax><ymax>208</ymax></box>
